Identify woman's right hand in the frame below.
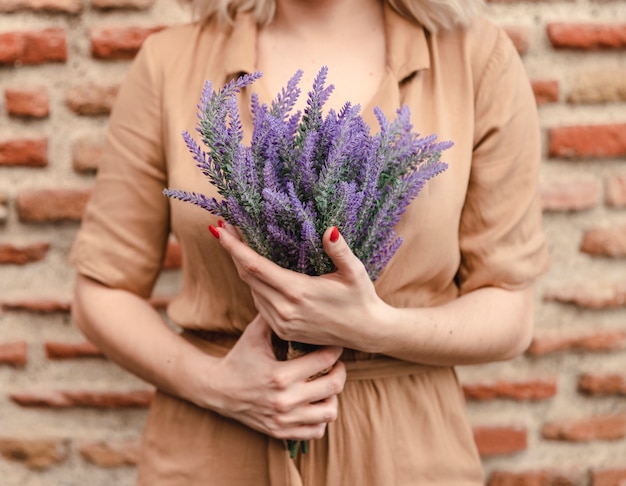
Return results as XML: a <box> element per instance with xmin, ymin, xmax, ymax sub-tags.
<box><xmin>73</xmin><ymin>276</ymin><xmax>344</xmax><ymax>441</ymax></box>
<box><xmin>197</xmin><ymin>315</ymin><xmax>346</xmax><ymax>441</ymax></box>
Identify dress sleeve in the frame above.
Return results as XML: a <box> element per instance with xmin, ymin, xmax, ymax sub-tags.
<box><xmin>70</xmin><ymin>35</ymin><xmax>170</xmax><ymax>298</ymax></box>
<box><xmin>456</xmin><ymin>27</ymin><xmax>550</xmax><ymax>295</ymax></box>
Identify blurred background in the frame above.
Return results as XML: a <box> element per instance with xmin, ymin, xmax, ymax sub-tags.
<box><xmin>1</xmin><ymin>0</ymin><xmax>625</xmax><ymax>484</ymax></box>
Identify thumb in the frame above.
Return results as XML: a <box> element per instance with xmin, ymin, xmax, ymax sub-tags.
<box><xmin>322</xmin><ymin>226</ymin><xmax>365</xmax><ymax>278</ymax></box>
<box><xmin>240</xmin><ymin>314</ymin><xmax>271</xmax><ymax>347</ymax></box>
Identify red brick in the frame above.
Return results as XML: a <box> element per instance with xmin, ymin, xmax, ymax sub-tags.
<box><xmin>580</xmin><ymin>225</ymin><xmax>626</xmax><ymax>257</ymax></box>
<box><xmin>488</xmin><ymin>469</ymin><xmax>582</xmax><ymax>486</ymax></box>
<box><xmin>540</xmin><ymin>179</ymin><xmax>600</xmax><ymax>212</ymax></box>
<box><xmin>543</xmin><ymin>281</ymin><xmax>626</xmax><ymax>309</ymax></box>
<box><xmin>0</xmin><ymin>341</ymin><xmax>27</xmax><ymax>366</ymax></box>
<box><xmin>65</xmin><ymin>84</ymin><xmax>119</xmax><ymax>116</ymax></box>
<box><xmin>531</xmin><ymin>79</ymin><xmax>559</xmax><ymax>105</ymax></box>
<box><xmin>45</xmin><ymin>341</ymin><xmax>103</xmax><ymax>359</ymax></box>
<box><xmin>0</xmin><ymin>299</ymin><xmax>71</xmax><ymax>313</ymax></box>
<box><xmin>0</xmin><ymin>438</ymin><xmax>70</xmax><ymax>469</ymax></box>
<box><xmin>548</xmin><ymin>22</ymin><xmax>626</xmax><ymax>49</ymax></box>
<box><xmin>592</xmin><ymin>468</ymin><xmax>626</xmax><ymax>486</ymax></box>
<box><xmin>549</xmin><ymin>124</ymin><xmax>626</xmax><ymax>159</ymax></box>
<box><xmin>0</xmin><ymin>29</ymin><xmax>66</xmax><ymax>65</ymax></box>
<box><xmin>579</xmin><ymin>373</ymin><xmax>626</xmax><ymax>396</ymax></box>
<box><xmin>0</xmin><ymin>0</ymin><xmax>82</xmax><ymax>13</ymax></box>
<box><xmin>16</xmin><ymin>188</ymin><xmax>91</xmax><ymax>222</ymax></box>
<box><xmin>542</xmin><ymin>414</ymin><xmax>626</xmax><ymax>442</ymax></box>
<box><xmin>23</xmin><ymin>29</ymin><xmax>67</xmax><ymax>64</ymax></box>
<box><xmin>473</xmin><ymin>425</ymin><xmax>527</xmax><ymax>457</ymax></box>
<box><xmin>503</xmin><ymin>25</ymin><xmax>530</xmax><ymax>54</ymax></box>
<box><xmin>527</xmin><ymin>329</ymin><xmax>626</xmax><ymax>356</ymax></box>
<box><xmin>10</xmin><ymin>389</ymin><xmax>154</xmax><ymax>408</ymax></box>
<box><xmin>90</xmin><ymin>26</ymin><xmax>165</xmax><ymax>60</ymax></box>
<box><xmin>0</xmin><ymin>138</ymin><xmax>47</xmax><ymax>167</ymax></box>
<box><xmin>606</xmin><ymin>174</ymin><xmax>626</xmax><ymax>208</ymax></box>
<box><xmin>72</xmin><ymin>137</ymin><xmax>105</xmax><ymax>173</ymax></box>
<box><xmin>0</xmin><ymin>32</ymin><xmax>24</xmax><ymax>64</ymax></box>
<box><xmin>0</xmin><ymin>242</ymin><xmax>49</xmax><ymax>264</ymax></box>
<box><xmin>5</xmin><ymin>87</ymin><xmax>49</xmax><ymax>118</ymax></box>
<box><xmin>79</xmin><ymin>439</ymin><xmax>140</xmax><ymax>467</ymax></box>
<box><xmin>162</xmin><ymin>238</ymin><xmax>182</xmax><ymax>269</ymax></box>
<box><xmin>91</xmin><ymin>0</ymin><xmax>154</xmax><ymax>9</ymax></box>
<box><xmin>463</xmin><ymin>378</ymin><xmax>557</xmax><ymax>401</ymax></box>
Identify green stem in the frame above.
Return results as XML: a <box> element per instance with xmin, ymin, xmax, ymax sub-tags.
<box><xmin>288</xmin><ymin>440</ymin><xmax>300</xmax><ymax>459</ymax></box>
<box><xmin>287</xmin><ymin>439</ymin><xmax>309</xmax><ymax>458</ymax></box>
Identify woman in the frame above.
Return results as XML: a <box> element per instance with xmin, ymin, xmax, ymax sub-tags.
<box><xmin>71</xmin><ymin>0</ymin><xmax>550</xmax><ymax>483</ymax></box>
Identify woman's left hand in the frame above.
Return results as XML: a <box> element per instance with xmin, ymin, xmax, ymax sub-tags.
<box><xmin>212</xmin><ymin>223</ymin><xmax>388</xmax><ymax>352</ymax></box>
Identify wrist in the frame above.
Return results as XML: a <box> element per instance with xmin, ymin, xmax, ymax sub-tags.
<box><xmin>174</xmin><ymin>342</ymin><xmax>225</xmax><ymax>411</ymax></box>
<box><xmin>358</xmin><ymin>299</ymin><xmax>399</xmax><ymax>354</ymax></box>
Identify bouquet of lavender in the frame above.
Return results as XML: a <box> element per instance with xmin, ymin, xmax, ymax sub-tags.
<box><xmin>164</xmin><ymin>67</ymin><xmax>451</xmax><ymax>456</ymax></box>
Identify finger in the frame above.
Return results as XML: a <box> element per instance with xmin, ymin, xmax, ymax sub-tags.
<box><xmin>299</xmin><ymin>396</ymin><xmax>339</xmax><ymax>425</ymax></box>
<box><xmin>242</xmin><ymin>268</ymin><xmax>288</xmax><ymax>309</ymax></box>
<box><xmin>271</xmin><ymin>396</ymin><xmax>339</xmax><ymax>429</ymax></box>
<box><xmin>248</xmin><ymin>286</ymin><xmax>303</xmax><ymax>338</ymax></box>
<box><xmin>236</xmin><ymin>314</ymin><xmax>278</xmax><ymax>360</ymax></box>
<box><xmin>241</xmin><ymin>314</ymin><xmax>272</xmax><ymax>342</ymax></box>
<box><xmin>237</xmin><ymin>274</ymin><xmax>304</xmax><ymax>343</ymax></box>
<box><xmin>279</xmin><ymin>345</ymin><xmax>344</xmax><ymax>384</ymax></box>
<box><xmin>269</xmin><ymin>422</ymin><xmax>328</xmax><ymax>441</ymax></box>
<box><xmin>296</xmin><ymin>361</ymin><xmax>346</xmax><ymax>404</ymax></box>
<box><xmin>212</xmin><ymin>224</ymin><xmax>305</xmax><ymax>292</ymax></box>
<box><xmin>242</xmin><ymin>313</ymin><xmax>265</xmax><ymax>333</ymax></box>
<box><xmin>322</xmin><ymin>226</ymin><xmax>367</xmax><ymax>280</ymax></box>
<box><xmin>221</xmin><ymin>221</ymin><xmax>243</xmax><ymax>241</ymax></box>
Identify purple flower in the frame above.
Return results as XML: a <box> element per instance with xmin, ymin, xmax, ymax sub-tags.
<box><xmin>165</xmin><ymin>68</ymin><xmax>450</xmax><ymax>281</ymax></box>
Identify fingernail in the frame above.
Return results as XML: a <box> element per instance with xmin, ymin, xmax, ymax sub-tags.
<box><xmin>208</xmin><ymin>225</ymin><xmax>220</xmax><ymax>239</ymax></box>
<box><xmin>330</xmin><ymin>226</ymin><xmax>339</xmax><ymax>243</ymax></box>
<box><xmin>218</xmin><ymin>220</ymin><xmax>225</xmax><ymax>228</ymax></box>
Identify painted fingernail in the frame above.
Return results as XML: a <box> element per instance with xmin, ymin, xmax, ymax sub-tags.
<box><xmin>208</xmin><ymin>225</ymin><xmax>220</xmax><ymax>239</ymax></box>
<box><xmin>218</xmin><ymin>220</ymin><xmax>225</xmax><ymax>228</ymax></box>
<box><xmin>330</xmin><ymin>226</ymin><xmax>340</xmax><ymax>243</ymax></box>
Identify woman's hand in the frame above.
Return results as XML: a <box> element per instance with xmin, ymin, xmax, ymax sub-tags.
<box><xmin>73</xmin><ymin>276</ymin><xmax>345</xmax><ymax>440</ymax></box>
<box><xmin>211</xmin><ymin>223</ymin><xmax>537</xmax><ymax>367</ymax></box>
<box><xmin>212</xmin><ymin>223</ymin><xmax>389</xmax><ymax>352</ymax></box>
<box><xmin>205</xmin><ymin>315</ymin><xmax>346</xmax><ymax>441</ymax></box>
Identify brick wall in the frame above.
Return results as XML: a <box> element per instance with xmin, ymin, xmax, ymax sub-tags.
<box><xmin>1</xmin><ymin>0</ymin><xmax>625</xmax><ymax>484</ymax></box>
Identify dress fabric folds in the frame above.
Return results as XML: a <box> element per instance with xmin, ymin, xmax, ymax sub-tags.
<box><xmin>136</xmin><ymin>334</ymin><xmax>484</xmax><ymax>485</ymax></box>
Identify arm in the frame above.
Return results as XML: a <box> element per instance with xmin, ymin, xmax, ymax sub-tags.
<box><xmin>72</xmin><ymin>274</ymin><xmax>346</xmax><ymax>441</ymax></box>
<box><xmin>213</xmin><ymin>223</ymin><xmax>534</xmax><ymax>366</ymax></box>
<box><xmin>374</xmin><ymin>285</ymin><xmax>534</xmax><ymax>365</ymax></box>
<box><xmin>72</xmin><ymin>275</ymin><xmax>210</xmax><ymax>402</ymax></box>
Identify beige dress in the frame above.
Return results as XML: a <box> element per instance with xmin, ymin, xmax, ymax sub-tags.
<box><xmin>71</xmin><ymin>4</ymin><xmax>550</xmax><ymax>485</ymax></box>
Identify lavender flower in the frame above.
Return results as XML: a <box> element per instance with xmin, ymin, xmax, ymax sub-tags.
<box><xmin>164</xmin><ymin>68</ymin><xmax>451</xmax><ymax>457</ymax></box>
<box><xmin>165</xmin><ymin>67</ymin><xmax>450</xmax><ymax>281</ymax></box>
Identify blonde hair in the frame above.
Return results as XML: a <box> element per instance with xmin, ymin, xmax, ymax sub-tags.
<box><xmin>185</xmin><ymin>0</ymin><xmax>485</xmax><ymax>33</ymax></box>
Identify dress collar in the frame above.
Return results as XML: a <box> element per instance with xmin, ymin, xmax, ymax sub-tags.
<box><xmin>383</xmin><ymin>2</ymin><xmax>430</xmax><ymax>81</ymax></box>
<box><xmin>219</xmin><ymin>3</ymin><xmax>430</xmax><ymax>130</ymax></box>
<box><xmin>221</xmin><ymin>2</ymin><xmax>430</xmax><ymax>83</ymax></box>
<box><xmin>222</xmin><ymin>11</ymin><xmax>258</xmax><ymax>83</ymax></box>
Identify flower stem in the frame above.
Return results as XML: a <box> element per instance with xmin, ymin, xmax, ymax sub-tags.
<box><xmin>287</xmin><ymin>439</ymin><xmax>309</xmax><ymax>458</ymax></box>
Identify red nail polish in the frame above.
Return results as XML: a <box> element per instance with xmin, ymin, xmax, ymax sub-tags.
<box><xmin>330</xmin><ymin>226</ymin><xmax>339</xmax><ymax>242</ymax></box>
<box><xmin>218</xmin><ymin>220</ymin><xmax>225</xmax><ymax>228</ymax></box>
<box><xmin>208</xmin><ymin>225</ymin><xmax>220</xmax><ymax>239</ymax></box>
